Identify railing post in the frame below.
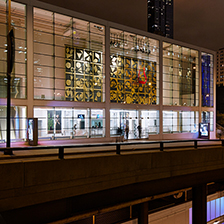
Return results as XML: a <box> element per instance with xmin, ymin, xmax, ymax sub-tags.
<box><xmin>59</xmin><ymin>147</ymin><xmax>64</xmax><ymax>159</ymax></box>
<box><xmin>194</xmin><ymin>140</ymin><xmax>197</xmax><ymax>149</ymax></box>
<box><xmin>160</xmin><ymin>142</ymin><xmax>163</xmax><ymax>151</ymax></box>
<box><xmin>222</xmin><ymin>140</ymin><xmax>224</xmax><ymax>146</ymax></box>
<box><xmin>116</xmin><ymin>144</ymin><xmax>120</xmax><ymax>155</ymax></box>
<box><xmin>4</xmin><ymin>147</ymin><xmax>13</xmax><ymax>155</ymax></box>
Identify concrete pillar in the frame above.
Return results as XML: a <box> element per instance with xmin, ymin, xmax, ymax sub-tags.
<box><xmin>104</xmin><ymin>23</ymin><xmax>110</xmax><ymax>140</ymax></box>
<box><xmin>159</xmin><ymin>39</ymin><xmax>163</xmax><ymax>139</ymax></box>
<box><xmin>198</xmin><ymin>50</ymin><xmax>202</xmax><ymax>124</ymax></box>
<box><xmin>26</xmin><ymin>4</ymin><xmax>34</xmax><ymax>118</ymax></box>
<box><xmin>192</xmin><ymin>184</ymin><xmax>207</xmax><ymax>224</ymax></box>
<box><xmin>138</xmin><ymin>202</ymin><xmax>148</xmax><ymax>224</ymax></box>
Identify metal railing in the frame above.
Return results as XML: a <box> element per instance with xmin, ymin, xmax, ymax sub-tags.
<box><xmin>0</xmin><ymin>139</ymin><xmax>224</xmax><ymax>159</ymax></box>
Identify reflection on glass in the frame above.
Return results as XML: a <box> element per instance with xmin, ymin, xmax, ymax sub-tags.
<box><xmin>202</xmin><ymin>111</ymin><xmax>214</xmax><ymax>131</ymax></box>
<box><xmin>33</xmin><ymin>8</ymin><xmax>105</xmax><ymax>101</ymax></box>
<box><xmin>163</xmin><ymin>111</ymin><xmax>198</xmax><ymax>133</ymax></box>
<box><xmin>163</xmin><ymin>42</ymin><xmax>199</xmax><ymax>106</ymax></box>
<box><xmin>0</xmin><ymin>106</ymin><xmax>27</xmax><ymax>142</ymax></box>
<box><xmin>0</xmin><ymin>1</ymin><xmax>27</xmax><ymax>99</ymax></box>
<box><xmin>34</xmin><ymin>107</ymin><xmax>105</xmax><ymax>139</ymax></box>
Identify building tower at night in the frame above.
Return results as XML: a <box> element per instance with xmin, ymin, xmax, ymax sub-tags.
<box><xmin>216</xmin><ymin>48</ymin><xmax>224</xmax><ymax>85</ymax></box>
<box><xmin>147</xmin><ymin>0</ymin><xmax>173</xmax><ymax>38</ymax></box>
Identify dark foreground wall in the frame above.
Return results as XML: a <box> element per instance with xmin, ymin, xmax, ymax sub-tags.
<box><xmin>38</xmin><ymin>0</ymin><xmax>148</xmax><ymax>31</ymax></box>
<box><xmin>1</xmin><ymin>146</ymin><xmax>224</xmax><ymax>223</ymax></box>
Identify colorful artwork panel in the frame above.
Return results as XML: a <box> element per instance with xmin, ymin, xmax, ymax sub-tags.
<box><xmin>110</xmin><ymin>55</ymin><xmax>157</xmax><ymax>104</ymax></box>
<box><xmin>65</xmin><ymin>46</ymin><xmax>103</xmax><ymax>102</ymax></box>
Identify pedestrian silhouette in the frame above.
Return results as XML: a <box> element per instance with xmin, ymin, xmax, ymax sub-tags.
<box><xmin>137</xmin><ymin>124</ymin><xmax>142</xmax><ymax>138</ymax></box>
<box><xmin>125</xmin><ymin>125</ymin><xmax>129</xmax><ymax>140</ymax></box>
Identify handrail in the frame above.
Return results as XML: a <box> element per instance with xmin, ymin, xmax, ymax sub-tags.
<box><xmin>0</xmin><ymin>139</ymin><xmax>224</xmax><ymax>159</ymax></box>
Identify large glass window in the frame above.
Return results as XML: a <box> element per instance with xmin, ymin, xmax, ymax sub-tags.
<box><xmin>140</xmin><ymin>110</ymin><xmax>159</xmax><ymax>136</ymax></box>
<box><xmin>34</xmin><ymin>107</ymin><xmax>105</xmax><ymax>139</ymax></box>
<box><xmin>0</xmin><ymin>106</ymin><xmax>27</xmax><ymax>142</ymax></box>
<box><xmin>33</xmin><ymin>8</ymin><xmax>105</xmax><ymax>101</ymax></box>
<box><xmin>0</xmin><ymin>1</ymin><xmax>26</xmax><ymax>99</ymax></box>
<box><xmin>202</xmin><ymin>111</ymin><xmax>214</xmax><ymax>131</ymax></box>
<box><xmin>90</xmin><ymin>109</ymin><xmax>105</xmax><ymax>138</ymax></box>
<box><xmin>110</xmin><ymin>109</ymin><xmax>139</xmax><ymax>139</ymax></box>
<box><xmin>110</xmin><ymin>28</ymin><xmax>159</xmax><ymax>105</ymax></box>
<box><xmin>201</xmin><ymin>52</ymin><xmax>214</xmax><ymax>107</ymax></box>
<box><xmin>163</xmin><ymin>111</ymin><xmax>198</xmax><ymax>133</ymax></box>
<box><xmin>110</xmin><ymin>109</ymin><xmax>159</xmax><ymax>139</ymax></box>
<box><xmin>163</xmin><ymin>43</ymin><xmax>199</xmax><ymax>106</ymax></box>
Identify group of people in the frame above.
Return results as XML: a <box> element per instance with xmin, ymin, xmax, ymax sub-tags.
<box><xmin>73</xmin><ymin>122</ymin><xmax>143</xmax><ymax>140</ymax></box>
<box><xmin>121</xmin><ymin>124</ymin><xmax>142</xmax><ymax>140</ymax></box>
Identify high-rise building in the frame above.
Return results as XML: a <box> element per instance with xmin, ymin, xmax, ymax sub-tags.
<box><xmin>216</xmin><ymin>48</ymin><xmax>224</xmax><ymax>85</ymax></box>
<box><xmin>148</xmin><ymin>0</ymin><xmax>173</xmax><ymax>38</ymax></box>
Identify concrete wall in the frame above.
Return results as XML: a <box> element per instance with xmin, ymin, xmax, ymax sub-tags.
<box><xmin>1</xmin><ymin>145</ymin><xmax>224</xmax><ymax>214</ymax></box>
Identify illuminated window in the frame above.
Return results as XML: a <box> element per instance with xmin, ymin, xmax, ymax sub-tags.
<box><xmin>110</xmin><ymin>28</ymin><xmax>159</xmax><ymax>105</ymax></box>
<box><xmin>0</xmin><ymin>106</ymin><xmax>27</xmax><ymax>142</ymax></box>
<box><xmin>0</xmin><ymin>1</ymin><xmax>27</xmax><ymax>99</ymax></box>
<box><xmin>33</xmin><ymin>8</ymin><xmax>105</xmax><ymax>102</ymax></box>
<box><xmin>163</xmin><ymin>111</ymin><xmax>198</xmax><ymax>133</ymax></box>
<box><xmin>163</xmin><ymin>42</ymin><xmax>199</xmax><ymax>106</ymax></box>
<box><xmin>201</xmin><ymin>52</ymin><xmax>214</xmax><ymax>107</ymax></box>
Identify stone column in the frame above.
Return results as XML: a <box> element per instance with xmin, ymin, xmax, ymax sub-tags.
<box><xmin>138</xmin><ymin>202</ymin><xmax>148</xmax><ymax>224</ymax></box>
<box><xmin>192</xmin><ymin>184</ymin><xmax>207</xmax><ymax>224</ymax></box>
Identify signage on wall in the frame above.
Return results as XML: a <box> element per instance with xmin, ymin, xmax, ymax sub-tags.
<box><xmin>27</xmin><ymin>118</ymin><xmax>38</xmax><ymax>146</ymax></box>
<box><xmin>199</xmin><ymin>123</ymin><xmax>210</xmax><ymax>139</ymax></box>
<box><xmin>28</xmin><ymin>119</ymin><xmax>34</xmax><ymax>141</ymax></box>
<box><xmin>78</xmin><ymin>114</ymin><xmax>85</xmax><ymax>119</ymax></box>
<box><xmin>96</xmin><ymin>114</ymin><xmax>103</xmax><ymax>119</ymax></box>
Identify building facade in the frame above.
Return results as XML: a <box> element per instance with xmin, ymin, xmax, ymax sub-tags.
<box><xmin>216</xmin><ymin>48</ymin><xmax>224</xmax><ymax>85</ymax></box>
<box><xmin>0</xmin><ymin>0</ymin><xmax>216</xmax><ymax>143</ymax></box>
<box><xmin>147</xmin><ymin>0</ymin><xmax>173</xmax><ymax>38</ymax></box>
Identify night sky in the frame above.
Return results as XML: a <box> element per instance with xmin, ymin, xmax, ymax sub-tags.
<box><xmin>41</xmin><ymin>0</ymin><xmax>222</xmax><ymax>51</ymax></box>
<box><xmin>174</xmin><ymin>0</ymin><xmax>224</xmax><ymax>51</ymax></box>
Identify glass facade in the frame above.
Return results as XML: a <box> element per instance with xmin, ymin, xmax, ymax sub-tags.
<box><xmin>201</xmin><ymin>52</ymin><xmax>214</xmax><ymax>107</ymax></box>
<box><xmin>0</xmin><ymin>0</ymin><xmax>27</xmax><ymax>99</ymax></box>
<box><xmin>34</xmin><ymin>107</ymin><xmax>105</xmax><ymax>139</ymax></box>
<box><xmin>163</xmin><ymin>111</ymin><xmax>198</xmax><ymax>133</ymax></box>
<box><xmin>110</xmin><ymin>109</ymin><xmax>138</xmax><ymax>139</ymax></box>
<box><xmin>110</xmin><ymin>28</ymin><xmax>159</xmax><ymax>105</ymax></box>
<box><xmin>110</xmin><ymin>109</ymin><xmax>159</xmax><ymax>139</ymax></box>
<box><xmin>0</xmin><ymin>1</ymin><xmax>216</xmax><ymax>143</ymax></box>
<box><xmin>202</xmin><ymin>111</ymin><xmax>214</xmax><ymax>131</ymax></box>
<box><xmin>163</xmin><ymin>42</ymin><xmax>199</xmax><ymax>106</ymax></box>
<box><xmin>0</xmin><ymin>106</ymin><xmax>27</xmax><ymax>142</ymax></box>
<box><xmin>140</xmin><ymin>110</ymin><xmax>159</xmax><ymax>136</ymax></box>
<box><xmin>33</xmin><ymin>8</ymin><xmax>105</xmax><ymax>101</ymax></box>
